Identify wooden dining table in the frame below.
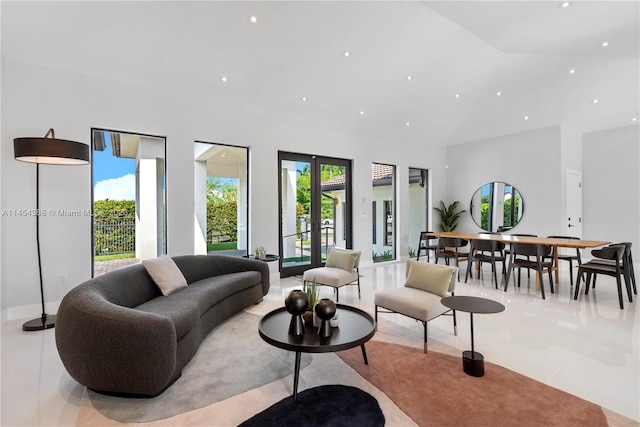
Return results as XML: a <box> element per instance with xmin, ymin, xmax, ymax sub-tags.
<box><xmin>427</xmin><ymin>231</ymin><xmax>611</xmax><ymax>288</ymax></box>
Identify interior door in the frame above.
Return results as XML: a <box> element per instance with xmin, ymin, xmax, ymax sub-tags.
<box><xmin>278</xmin><ymin>152</ymin><xmax>351</xmax><ymax>277</ymax></box>
<box><xmin>567</xmin><ymin>169</ymin><xmax>583</xmax><ymax>237</ymax></box>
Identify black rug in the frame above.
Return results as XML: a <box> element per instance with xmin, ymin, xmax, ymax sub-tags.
<box><xmin>239</xmin><ymin>385</ymin><xmax>385</xmax><ymax>427</ymax></box>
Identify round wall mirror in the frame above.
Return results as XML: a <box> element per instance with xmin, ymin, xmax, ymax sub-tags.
<box><xmin>470</xmin><ymin>182</ymin><xmax>524</xmax><ymax>232</ymax></box>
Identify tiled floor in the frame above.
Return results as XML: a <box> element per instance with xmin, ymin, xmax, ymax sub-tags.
<box><xmin>1</xmin><ymin>260</ymin><xmax>638</xmax><ymax>426</ymax></box>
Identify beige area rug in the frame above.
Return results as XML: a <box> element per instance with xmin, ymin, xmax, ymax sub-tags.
<box><xmin>76</xmin><ymin>300</ymin><xmax>637</xmax><ymax>426</ymax></box>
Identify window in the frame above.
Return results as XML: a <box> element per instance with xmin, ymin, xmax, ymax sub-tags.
<box><xmin>372</xmin><ymin>163</ymin><xmax>396</xmax><ymax>262</ymax></box>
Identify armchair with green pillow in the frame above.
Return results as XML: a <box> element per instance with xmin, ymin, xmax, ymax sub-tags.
<box><xmin>302</xmin><ymin>248</ymin><xmax>361</xmax><ymax>303</ymax></box>
<box><xmin>374</xmin><ymin>260</ymin><xmax>458</xmax><ymax>353</ymax></box>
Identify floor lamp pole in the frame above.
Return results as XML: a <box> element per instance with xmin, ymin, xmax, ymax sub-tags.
<box><xmin>23</xmin><ymin>162</ymin><xmax>56</xmax><ymax>331</ymax></box>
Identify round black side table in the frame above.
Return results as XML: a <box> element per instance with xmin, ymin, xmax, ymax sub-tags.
<box><xmin>441</xmin><ymin>296</ymin><xmax>505</xmax><ymax>377</ymax></box>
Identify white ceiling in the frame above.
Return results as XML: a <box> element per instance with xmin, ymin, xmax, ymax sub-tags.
<box><xmin>2</xmin><ymin>1</ymin><xmax>638</xmax><ymax>145</ymax></box>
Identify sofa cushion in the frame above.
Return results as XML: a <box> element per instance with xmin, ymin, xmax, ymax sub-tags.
<box><xmin>142</xmin><ymin>256</ymin><xmax>188</xmax><ymax>296</ymax></box>
<box><xmin>404</xmin><ymin>261</ymin><xmax>456</xmax><ymax>298</ymax></box>
<box><xmin>375</xmin><ymin>287</ymin><xmax>450</xmax><ymax>322</ymax></box>
<box><xmin>135</xmin><ymin>295</ymin><xmax>199</xmax><ymax>340</ymax></box>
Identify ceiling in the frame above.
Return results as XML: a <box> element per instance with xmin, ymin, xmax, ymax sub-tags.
<box><xmin>2</xmin><ymin>1</ymin><xmax>638</xmax><ymax>145</ymax></box>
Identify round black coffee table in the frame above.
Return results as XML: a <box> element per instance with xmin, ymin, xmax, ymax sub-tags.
<box><xmin>441</xmin><ymin>296</ymin><xmax>505</xmax><ymax>377</ymax></box>
<box><xmin>259</xmin><ymin>304</ymin><xmax>376</xmax><ymax>400</ymax></box>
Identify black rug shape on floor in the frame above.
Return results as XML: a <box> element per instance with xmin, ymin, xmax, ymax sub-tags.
<box><xmin>239</xmin><ymin>384</ymin><xmax>385</xmax><ymax>427</ymax></box>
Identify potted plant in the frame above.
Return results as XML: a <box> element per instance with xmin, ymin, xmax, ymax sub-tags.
<box><xmin>255</xmin><ymin>246</ymin><xmax>267</xmax><ymax>260</ymax></box>
<box><xmin>303</xmin><ymin>278</ymin><xmax>320</xmax><ymax>326</ymax></box>
<box><xmin>434</xmin><ymin>200</ymin><xmax>466</xmax><ymax>231</ymax></box>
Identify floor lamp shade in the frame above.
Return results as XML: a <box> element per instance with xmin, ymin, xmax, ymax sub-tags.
<box><xmin>13</xmin><ymin>129</ymin><xmax>89</xmax><ymax>331</ymax></box>
<box><xmin>14</xmin><ymin>135</ymin><xmax>90</xmax><ymax>165</ymax></box>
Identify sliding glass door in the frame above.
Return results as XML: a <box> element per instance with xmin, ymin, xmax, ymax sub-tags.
<box><xmin>278</xmin><ymin>152</ymin><xmax>352</xmax><ymax>277</ymax></box>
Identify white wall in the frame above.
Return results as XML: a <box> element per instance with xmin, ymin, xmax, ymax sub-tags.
<box><xmin>0</xmin><ymin>60</ymin><xmax>448</xmax><ymax>318</ymax></box>
<box><xmin>582</xmin><ymin>125</ymin><xmax>639</xmax><ymax>258</ymax></box>
<box><xmin>446</xmin><ymin>126</ymin><xmax>563</xmax><ymax>236</ymax></box>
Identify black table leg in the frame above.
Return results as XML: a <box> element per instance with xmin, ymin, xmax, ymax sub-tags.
<box><xmin>293</xmin><ymin>351</ymin><xmax>301</xmax><ymax>400</ymax></box>
<box><xmin>361</xmin><ymin>344</ymin><xmax>368</xmax><ymax>365</ymax></box>
<box><xmin>462</xmin><ymin>312</ymin><xmax>484</xmax><ymax>377</ymax></box>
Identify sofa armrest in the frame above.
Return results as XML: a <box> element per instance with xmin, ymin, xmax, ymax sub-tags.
<box><xmin>55</xmin><ymin>286</ymin><xmax>177</xmax><ymax>396</ymax></box>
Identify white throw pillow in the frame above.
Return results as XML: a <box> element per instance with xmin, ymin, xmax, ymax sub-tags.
<box><xmin>142</xmin><ymin>256</ymin><xmax>188</xmax><ymax>296</ymax></box>
<box><xmin>404</xmin><ymin>260</ymin><xmax>455</xmax><ymax>298</ymax></box>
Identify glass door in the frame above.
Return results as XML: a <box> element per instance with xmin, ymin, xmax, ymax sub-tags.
<box><xmin>278</xmin><ymin>152</ymin><xmax>351</xmax><ymax>277</ymax></box>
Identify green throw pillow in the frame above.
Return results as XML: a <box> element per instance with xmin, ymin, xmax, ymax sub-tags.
<box><xmin>325</xmin><ymin>248</ymin><xmax>359</xmax><ymax>272</ymax></box>
<box><xmin>404</xmin><ymin>260</ymin><xmax>455</xmax><ymax>298</ymax></box>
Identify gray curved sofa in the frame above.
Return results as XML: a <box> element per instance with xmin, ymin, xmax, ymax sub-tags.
<box><xmin>55</xmin><ymin>254</ymin><xmax>270</xmax><ymax>397</ymax></box>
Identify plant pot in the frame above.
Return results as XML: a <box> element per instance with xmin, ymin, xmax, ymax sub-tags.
<box><xmin>303</xmin><ymin>311</ymin><xmax>314</xmax><ymax>327</ymax></box>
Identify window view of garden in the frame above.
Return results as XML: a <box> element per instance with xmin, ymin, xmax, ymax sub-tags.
<box><xmin>92</xmin><ymin>130</ymin><xmax>166</xmax><ymax>275</ymax></box>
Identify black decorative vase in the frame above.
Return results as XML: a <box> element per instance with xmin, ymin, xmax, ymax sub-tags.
<box><xmin>285</xmin><ymin>290</ymin><xmax>308</xmax><ymax>336</ymax></box>
<box><xmin>315</xmin><ymin>298</ymin><xmax>337</xmax><ymax>337</ymax></box>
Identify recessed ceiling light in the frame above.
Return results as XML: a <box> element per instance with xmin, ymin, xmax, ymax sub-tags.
<box><xmin>221</xmin><ymin>76</ymin><xmax>228</xmax><ymax>82</ymax></box>
<box><xmin>248</xmin><ymin>15</ymin><xmax>258</xmax><ymax>24</ymax></box>
<box><xmin>406</xmin><ymin>75</ymin><xmax>413</xmax><ymax>81</ymax></box>
<box><xmin>454</xmin><ymin>93</ymin><xmax>460</xmax><ymax>99</ymax></box>
<box><xmin>342</xmin><ymin>51</ymin><xmax>350</xmax><ymax>58</ymax></box>
<box><xmin>496</xmin><ymin>91</ymin><xmax>502</xmax><ymax>96</ymax></box>
<box><xmin>568</xmin><ymin>69</ymin><xmax>576</xmax><ymax>74</ymax></box>
<box><xmin>601</xmin><ymin>41</ymin><xmax>609</xmax><ymax>47</ymax></box>
<box><xmin>632</xmin><ymin>117</ymin><xmax>638</xmax><ymax>122</ymax></box>
<box><xmin>359</xmin><ymin>111</ymin><xmax>365</xmax><ymax>116</ymax></box>
<box><xmin>524</xmin><ymin>116</ymin><xmax>529</xmax><ymax>120</ymax></box>
<box><xmin>405</xmin><ymin>122</ymin><xmax>411</xmax><ymax>127</ymax></box>
<box><xmin>559</xmin><ymin>2</ymin><xmax>572</xmax><ymax>8</ymax></box>
<box><xmin>592</xmin><ymin>99</ymin><xmax>599</xmax><ymax>104</ymax></box>
<box><xmin>301</xmin><ymin>97</ymin><xmax>308</xmax><ymax>102</ymax></box>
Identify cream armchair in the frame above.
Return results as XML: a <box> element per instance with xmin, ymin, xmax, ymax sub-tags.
<box><xmin>374</xmin><ymin>260</ymin><xmax>457</xmax><ymax>353</ymax></box>
<box><xmin>302</xmin><ymin>248</ymin><xmax>361</xmax><ymax>303</ymax></box>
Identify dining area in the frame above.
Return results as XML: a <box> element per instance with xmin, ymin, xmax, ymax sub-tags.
<box><xmin>417</xmin><ymin>230</ymin><xmax>637</xmax><ymax>310</ymax></box>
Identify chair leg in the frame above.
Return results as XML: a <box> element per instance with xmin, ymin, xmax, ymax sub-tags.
<box><xmin>574</xmin><ymin>269</ymin><xmax>583</xmax><ymax>300</ymax></box>
<box><xmin>568</xmin><ymin>259</ymin><xmax>574</xmax><ymax>286</ymax></box>
<box><xmin>465</xmin><ymin>260</ymin><xmax>472</xmax><ymax>283</ymax></box>
<box><xmin>585</xmin><ymin>272</ymin><xmax>593</xmax><ymax>295</ymax></box>
<box><xmin>616</xmin><ymin>274</ymin><xmax>624</xmax><ymax>309</ymax></box>
<box><xmin>336</xmin><ymin>288</ymin><xmax>339</xmax><ymax>303</ymax></box>
<box><xmin>453</xmin><ymin>309</ymin><xmax>458</xmax><ymax>336</ymax></box>
<box><xmin>492</xmin><ymin>262</ymin><xmax>498</xmax><ymax>289</ymax></box>
<box><xmin>538</xmin><ymin>271</ymin><xmax>546</xmax><ymax>299</ymax></box>
<box><xmin>423</xmin><ymin>321</ymin><xmax>428</xmax><ymax>353</ymax></box>
<box><xmin>357</xmin><ymin>274</ymin><xmax>361</xmax><ymax>299</ymax></box>
<box><xmin>548</xmin><ymin>267</ymin><xmax>554</xmax><ymax>293</ymax></box>
<box><xmin>374</xmin><ymin>305</ymin><xmax>378</xmax><ymax>331</ymax></box>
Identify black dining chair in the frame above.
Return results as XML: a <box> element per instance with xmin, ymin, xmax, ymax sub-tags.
<box><xmin>505</xmin><ymin>234</ymin><xmax>538</xmax><ymax>278</ymax></box>
<box><xmin>416</xmin><ymin>231</ymin><xmax>438</xmax><ymax>263</ymax></box>
<box><xmin>465</xmin><ymin>239</ymin><xmax>506</xmax><ymax>288</ymax></box>
<box><xmin>505</xmin><ymin>242</ymin><xmax>554</xmax><ymax>299</ymax></box>
<box><xmin>574</xmin><ymin>244</ymin><xmax>631</xmax><ymax>309</ymax></box>
<box><xmin>589</xmin><ymin>242</ymin><xmax>636</xmax><ymax>297</ymax></box>
<box><xmin>545</xmin><ymin>235</ymin><xmax>582</xmax><ymax>286</ymax></box>
<box><xmin>435</xmin><ymin>237</ymin><xmax>469</xmax><ymax>281</ymax></box>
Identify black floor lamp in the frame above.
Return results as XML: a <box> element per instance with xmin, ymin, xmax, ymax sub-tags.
<box><xmin>14</xmin><ymin>128</ymin><xmax>90</xmax><ymax>331</ymax></box>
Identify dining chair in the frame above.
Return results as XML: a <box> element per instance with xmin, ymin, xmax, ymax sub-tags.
<box><xmin>574</xmin><ymin>244</ymin><xmax>631</xmax><ymax>309</ymax></box>
<box><xmin>505</xmin><ymin>234</ymin><xmax>538</xmax><ymax>278</ymax></box>
<box><xmin>416</xmin><ymin>231</ymin><xmax>438</xmax><ymax>263</ymax></box>
<box><xmin>465</xmin><ymin>239</ymin><xmax>506</xmax><ymax>288</ymax></box>
<box><xmin>589</xmin><ymin>242</ymin><xmax>636</xmax><ymax>298</ymax></box>
<box><xmin>435</xmin><ymin>237</ymin><xmax>469</xmax><ymax>281</ymax></box>
<box><xmin>545</xmin><ymin>235</ymin><xmax>582</xmax><ymax>286</ymax></box>
<box><xmin>504</xmin><ymin>242</ymin><xmax>554</xmax><ymax>299</ymax></box>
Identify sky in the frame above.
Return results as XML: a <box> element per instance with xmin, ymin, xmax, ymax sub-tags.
<box><xmin>93</xmin><ymin>132</ymin><xmax>136</xmax><ymax>200</ymax></box>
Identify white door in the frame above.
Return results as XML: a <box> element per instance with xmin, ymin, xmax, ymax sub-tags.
<box><xmin>566</xmin><ymin>170</ymin><xmax>582</xmax><ymax>237</ymax></box>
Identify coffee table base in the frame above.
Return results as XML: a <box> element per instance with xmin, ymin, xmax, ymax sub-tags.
<box><xmin>462</xmin><ymin>350</ymin><xmax>485</xmax><ymax>377</ymax></box>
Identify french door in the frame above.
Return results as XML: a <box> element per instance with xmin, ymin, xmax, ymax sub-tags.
<box><xmin>278</xmin><ymin>152</ymin><xmax>352</xmax><ymax>277</ymax></box>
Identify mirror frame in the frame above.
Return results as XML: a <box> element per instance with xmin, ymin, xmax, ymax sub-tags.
<box><xmin>470</xmin><ymin>182</ymin><xmax>524</xmax><ymax>232</ymax></box>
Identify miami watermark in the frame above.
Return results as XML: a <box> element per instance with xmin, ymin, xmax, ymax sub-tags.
<box><xmin>1</xmin><ymin>208</ymin><xmax>93</xmax><ymax>217</ymax></box>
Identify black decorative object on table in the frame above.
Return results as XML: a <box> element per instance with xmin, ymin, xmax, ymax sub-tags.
<box><xmin>284</xmin><ymin>290</ymin><xmax>308</xmax><ymax>336</ymax></box>
<box><xmin>315</xmin><ymin>298</ymin><xmax>337</xmax><ymax>337</ymax></box>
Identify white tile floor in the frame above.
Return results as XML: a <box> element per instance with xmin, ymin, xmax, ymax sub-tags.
<box><xmin>1</xmin><ymin>260</ymin><xmax>639</xmax><ymax>426</ymax></box>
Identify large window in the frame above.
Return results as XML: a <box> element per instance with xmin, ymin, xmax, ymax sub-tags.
<box><xmin>194</xmin><ymin>142</ymin><xmax>249</xmax><ymax>256</ymax></box>
<box><xmin>408</xmin><ymin>167</ymin><xmax>429</xmax><ymax>257</ymax></box>
<box><xmin>92</xmin><ymin>129</ymin><xmax>166</xmax><ymax>276</ymax></box>
<box><xmin>372</xmin><ymin>163</ymin><xmax>395</xmax><ymax>262</ymax></box>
